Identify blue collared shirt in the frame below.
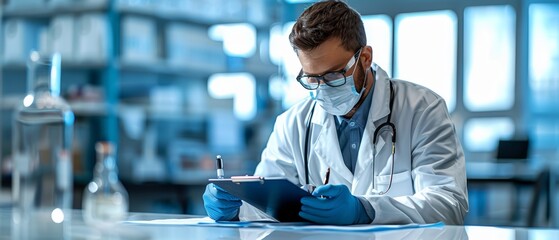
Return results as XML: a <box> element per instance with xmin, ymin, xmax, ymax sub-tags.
<box><xmin>335</xmin><ymin>81</ymin><xmax>375</xmax><ymax>174</ymax></box>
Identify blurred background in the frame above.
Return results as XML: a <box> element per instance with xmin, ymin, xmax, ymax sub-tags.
<box><xmin>0</xmin><ymin>0</ymin><xmax>558</xmax><ymax>228</ymax></box>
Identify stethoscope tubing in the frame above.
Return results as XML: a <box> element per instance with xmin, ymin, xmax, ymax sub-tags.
<box><xmin>303</xmin><ymin>75</ymin><xmax>396</xmax><ymax>195</ymax></box>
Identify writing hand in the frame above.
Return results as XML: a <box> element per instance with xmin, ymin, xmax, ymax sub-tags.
<box><xmin>299</xmin><ymin>184</ymin><xmax>371</xmax><ymax>225</ymax></box>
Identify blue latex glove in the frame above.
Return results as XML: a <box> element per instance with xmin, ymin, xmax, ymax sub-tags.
<box><xmin>203</xmin><ymin>183</ymin><xmax>242</xmax><ymax>221</ymax></box>
<box><xmin>299</xmin><ymin>184</ymin><xmax>371</xmax><ymax>225</ymax></box>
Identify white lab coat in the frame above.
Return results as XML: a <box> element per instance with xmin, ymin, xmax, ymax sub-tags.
<box><xmin>241</xmin><ymin>65</ymin><xmax>468</xmax><ymax>225</ymax></box>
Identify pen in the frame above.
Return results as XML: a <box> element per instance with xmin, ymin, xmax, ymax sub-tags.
<box><xmin>216</xmin><ymin>155</ymin><xmax>224</xmax><ymax>179</ymax></box>
<box><xmin>323</xmin><ymin>167</ymin><xmax>331</xmax><ymax>185</ymax></box>
<box><xmin>316</xmin><ymin>167</ymin><xmax>331</xmax><ymax>198</ymax></box>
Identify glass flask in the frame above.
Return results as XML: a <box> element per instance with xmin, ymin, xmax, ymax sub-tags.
<box><xmin>12</xmin><ymin>51</ymin><xmax>74</xmax><ymax>238</ymax></box>
<box><xmin>83</xmin><ymin>142</ymin><xmax>129</xmax><ymax>227</ymax></box>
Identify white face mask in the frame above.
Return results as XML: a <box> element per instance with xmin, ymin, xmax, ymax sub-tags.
<box><xmin>310</xmin><ymin>66</ymin><xmax>367</xmax><ymax>116</ymax></box>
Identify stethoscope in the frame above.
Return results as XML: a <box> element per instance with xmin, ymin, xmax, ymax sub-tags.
<box><xmin>303</xmin><ymin>75</ymin><xmax>396</xmax><ymax>195</ymax></box>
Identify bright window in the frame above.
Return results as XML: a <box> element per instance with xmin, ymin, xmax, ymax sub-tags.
<box><xmin>362</xmin><ymin>15</ymin><xmax>392</xmax><ymax>75</ymax></box>
<box><xmin>208</xmin><ymin>73</ymin><xmax>256</xmax><ymax>120</ymax></box>
<box><xmin>464</xmin><ymin>5</ymin><xmax>516</xmax><ymax>111</ymax></box>
<box><xmin>395</xmin><ymin>10</ymin><xmax>457</xmax><ymax>112</ymax></box>
<box><xmin>269</xmin><ymin>23</ymin><xmax>288</xmax><ymax>66</ymax></box>
<box><xmin>209</xmin><ymin>23</ymin><xmax>256</xmax><ymax>58</ymax></box>
<box><xmin>269</xmin><ymin>22</ymin><xmax>308</xmax><ymax>109</ymax></box>
<box><xmin>464</xmin><ymin>118</ymin><xmax>515</xmax><ymax>152</ymax></box>
<box><xmin>529</xmin><ymin>4</ymin><xmax>559</xmax><ymax>113</ymax></box>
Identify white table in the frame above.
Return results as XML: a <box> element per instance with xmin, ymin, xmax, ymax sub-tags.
<box><xmin>0</xmin><ymin>209</ymin><xmax>558</xmax><ymax>239</ymax></box>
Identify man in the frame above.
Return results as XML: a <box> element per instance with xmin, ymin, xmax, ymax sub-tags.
<box><xmin>203</xmin><ymin>0</ymin><xmax>468</xmax><ymax>225</ymax></box>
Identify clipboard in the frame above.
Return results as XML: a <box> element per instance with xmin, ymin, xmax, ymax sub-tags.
<box><xmin>209</xmin><ymin>176</ymin><xmax>311</xmax><ymax>222</ymax></box>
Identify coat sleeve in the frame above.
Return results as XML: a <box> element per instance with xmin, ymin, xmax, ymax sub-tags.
<box><xmin>253</xmin><ymin>111</ymin><xmax>302</xmax><ymax>183</ymax></box>
<box><xmin>366</xmin><ymin>97</ymin><xmax>469</xmax><ymax>225</ymax></box>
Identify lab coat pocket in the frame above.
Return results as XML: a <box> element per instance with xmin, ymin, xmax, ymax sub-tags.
<box><xmin>374</xmin><ymin>170</ymin><xmax>413</xmax><ymax>197</ymax></box>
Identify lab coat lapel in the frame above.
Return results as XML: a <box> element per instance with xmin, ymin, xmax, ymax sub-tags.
<box><xmin>312</xmin><ymin>106</ymin><xmax>354</xmax><ymax>185</ymax></box>
<box><xmin>352</xmin><ymin>125</ymin><xmax>375</xmax><ymax>192</ymax></box>
<box><xmin>368</xmin><ymin>65</ymin><xmax>392</xmax><ymax>124</ymax></box>
<box><xmin>353</xmin><ymin>66</ymin><xmax>391</xmax><ymax>191</ymax></box>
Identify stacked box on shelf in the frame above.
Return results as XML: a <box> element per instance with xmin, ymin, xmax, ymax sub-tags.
<box><xmin>167</xmin><ymin>139</ymin><xmax>207</xmax><ymax>182</ymax></box>
<box><xmin>121</xmin><ymin>16</ymin><xmax>158</xmax><ymax>64</ymax></box>
<box><xmin>165</xmin><ymin>23</ymin><xmax>226</xmax><ymax>73</ymax></box>
<box><xmin>2</xmin><ymin>15</ymin><xmax>109</xmax><ymax>64</ymax></box>
<box><xmin>49</xmin><ymin>0</ymin><xmax>77</xmax><ymax>6</ymax></box>
<box><xmin>49</xmin><ymin>15</ymin><xmax>75</xmax><ymax>61</ymax></box>
<box><xmin>48</xmin><ymin>14</ymin><xmax>109</xmax><ymax>64</ymax></box>
<box><xmin>5</xmin><ymin>0</ymin><xmax>46</xmax><ymax>9</ymax></box>
<box><xmin>178</xmin><ymin>0</ymin><xmax>247</xmax><ymax>23</ymax></box>
<box><xmin>2</xmin><ymin>19</ymin><xmax>47</xmax><ymax>63</ymax></box>
<box><xmin>117</xmin><ymin>0</ymin><xmax>247</xmax><ymax>23</ymax></box>
<box><xmin>75</xmin><ymin>14</ymin><xmax>110</xmax><ymax>63</ymax></box>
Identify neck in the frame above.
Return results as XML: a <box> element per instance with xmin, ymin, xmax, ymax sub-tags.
<box><xmin>343</xmin><ymin>67</ymin><xmax>375</xmax><ymax>119</ymax></box>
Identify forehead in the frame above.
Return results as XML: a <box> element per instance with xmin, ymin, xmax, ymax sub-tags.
<box><xmin>298</xmin><ymin>38</ymin><xmax>352</xmax><ymax>75</ymax></box>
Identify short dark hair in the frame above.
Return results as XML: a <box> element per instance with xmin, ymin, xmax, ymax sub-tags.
<box><xmin>289</xmin><ymin>0</ymin><xmax>366</xmax><ymax>53</ymax></box>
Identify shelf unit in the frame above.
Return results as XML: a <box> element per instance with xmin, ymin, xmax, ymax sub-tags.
<box><xmin>1</xmin><ymin>0</ymin><xmax>279</xmax><ymax>214</ymax></box>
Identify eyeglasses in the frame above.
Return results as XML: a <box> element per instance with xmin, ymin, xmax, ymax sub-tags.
<box><xmin>296</xmin><ymin>48</ymin><xmax>362</xmax><ymax>90</ymax></box>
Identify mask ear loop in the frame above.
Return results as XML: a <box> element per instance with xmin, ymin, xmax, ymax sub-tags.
<box><xmin>358</xmin><ymin>67</ymin><xmax>370</xmax><ymax>94</ymax></box>
<box><xmin>351</xmin><ymin>53</ymin><xmax>369</xmax><ymax>95</ymax></box>
<box><xmin>309</xmin><ymin>90</ymin><xmax>318</xmax><ymax>100</ymax></box>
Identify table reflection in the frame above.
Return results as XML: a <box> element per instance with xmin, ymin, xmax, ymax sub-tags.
<box><xmin>238</xmin><ymin>225</ymin><xmax>469</xmax><ymax>240</ymax></box>
<box><xmin>2</xmin><ymin>209</ymin><xmax>559</xmax><ymax>240</ymax></box>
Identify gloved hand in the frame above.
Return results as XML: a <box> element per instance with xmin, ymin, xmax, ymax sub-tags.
<box><xmin>203</xmin><ymin>183</ymin><xmax>242</xmax><ymax>221</ymax></box>
<box><xmin>299</xmin><ymin>184</ymin><xmax>371</xmax><ymax>225</ymax></box>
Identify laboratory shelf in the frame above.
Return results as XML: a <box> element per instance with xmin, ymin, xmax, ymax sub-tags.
<box><xmin>0</xmin><ymin>98</ymin><xmax>111</xmax><ymax>117</ymax></box>
<box><xmin>1</xmin><ymin>61</ymin><xmax>107</xmax><ymax>71</ymax></box>
<box><xmin>117</xmin><ymin>5</ymin><xmax>250</xmax><ymax>27</ymax></box>
<box><xmin>2</xmin><ymin>1</ymin><xmax>108</xmax><ymax>18</ymax></box>
<box><xmin>118</xmin><ymin>60</ymin><xmax>224</xmax><ymax>78</ymax></box>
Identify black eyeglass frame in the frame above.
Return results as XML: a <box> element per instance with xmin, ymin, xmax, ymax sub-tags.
<box><xmin>296</xmin><ymin>48</ymin><xmax>363</xmax><ymax>90</ymax></box>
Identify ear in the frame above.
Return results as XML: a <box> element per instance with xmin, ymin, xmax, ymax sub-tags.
<box><xmin>360</xmin><ymin>45</ymin><xmax>373</xmax><ymax>68</ymax></box>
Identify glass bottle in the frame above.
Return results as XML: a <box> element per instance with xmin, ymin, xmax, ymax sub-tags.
<box><xmin>12</xmin><ymin>51</ymin><xmax>74</xmax><ymax>237</ymax></box>
<box><xmin>83</xmin><ymin>141</ymin><xmax>129</xmax><ymax>227</ymax></box>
